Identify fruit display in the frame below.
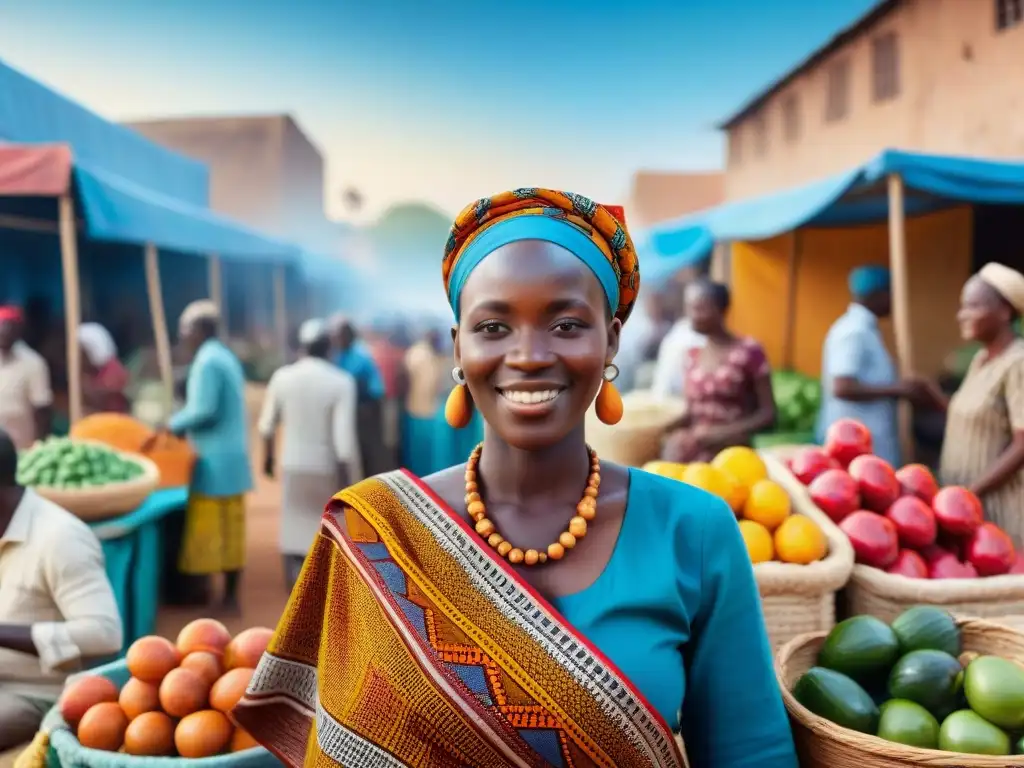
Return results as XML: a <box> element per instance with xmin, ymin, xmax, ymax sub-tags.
<box><xmin>770</xmin><ymin>370</ymin><xmax>822</xmax><ymax>434</ymax></box>
<box><xmin>791</xmin><ymin>606</ymin><xmax>1024</xmax><ymax>756</ymax></box>
<box><xmin>644</xmin><ymin>446</ymin><xmax>828</xmax><ymax>566</ymax></box>
<box><xmin>58</xmin><ymin>619</ymin><xmax>273</xmax><ymax>757</ymax></box>
<box><xmin>70</xmin><ymin>412</ymin><xmax>196</xmax><ymax>489</ymax></box>
<box><xmin>782</xmin><ymin>419</ymin><xmax>1024</xmax><ymax>581</ymax></box>
<box><xmin>17</xmin><ymin>436</ymin><xmax>146</xmax><ymax>489</ymax></box>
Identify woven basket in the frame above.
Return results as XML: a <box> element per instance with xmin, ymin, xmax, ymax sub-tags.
<box><xmin>776</xmin><ymin>617</ymin><xmax>1024</xmax><ymax>767</ymax></box>
<box><xmin>585</xmin><ymin>390</ymin><xmax>686</xmax><ymax>468</ymax></box>
<box><xmin>31</xmin><ymin>442</ymin><xmax>160</xmax><ymax>523</ymax></box>
<box><xmin>756</xmin><ymin>450</ymin><xmax>855</xmax><ymax>651</ymax></box>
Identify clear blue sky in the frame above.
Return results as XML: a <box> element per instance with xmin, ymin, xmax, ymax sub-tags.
<box><xmin>0</xmin><ymin>0</ymin><xmax>880</xmax><ymax>220</ymax></box>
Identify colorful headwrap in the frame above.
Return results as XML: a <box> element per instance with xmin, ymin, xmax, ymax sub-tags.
<box><xmin>442</xmin><ymin>189</ymin><xmax>639</xmax><ymax>325</ymax></box>
<box><xmin>848</xmin><ymin>265</ymin><xmax>891</xmax><ymax>298</ymax></box>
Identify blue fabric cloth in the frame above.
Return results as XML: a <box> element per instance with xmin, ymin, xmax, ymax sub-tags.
<box><xmin>849</xmin><ymin>265</ymin><xmax>891</xmax><ymax>297</ymax></box>
<box><xmin>816</xmin><ymin>303</ymin><xmax>901</xmax><ymax>466</ymax></box>
<box><xmin>644</xmin><ymin>148</ymin><xmax>1024</xmax><ymax>252</ymax></box>
<box><xmin>447</xmin><ymin>214</ymin><xmax>620</xmax><ymax>318</ymax></box>
<box><xmin>432</xmin><ymin>405</ymin><xmax>485</xmax><ymax>469</ymax></box>
<box><xmin>91</xmin><ymin>487</ymin><xmax>188</xmax><ymax>650</ymax></box>
<box><xmin>401</xmin><ymin>413</ymin><xmax>439</xmax><ymax>477</ymax></box>
<box><xmin>551</xmin><ymin>470</ymin><xmax>797</xmax><ymax>766</ymax></box>
<box><xmin>334</xmin><ymin>342</ymin><xmax>385</xmax><ymax>402</ymax></box>
<box><xmin>169</xmin><ymin>339</ymin><xmax>254</xmax><ymax>497</ymax></box>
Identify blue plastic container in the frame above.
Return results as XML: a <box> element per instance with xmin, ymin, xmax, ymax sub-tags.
<box><xmin>45</xmin><ymin>660</ymin><xmax>281</xmax><ymax>768</ymax></box>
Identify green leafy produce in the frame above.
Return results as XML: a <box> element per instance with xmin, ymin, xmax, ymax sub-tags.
<box><xmin>16</xmin><ymin>437</ymin><xmax>145</xmax><ymax>489</ymax></box>
<box><xmin>770</xmin><ymin>370</ymin><xmax>821</xmax><ymax>434</ymax></box>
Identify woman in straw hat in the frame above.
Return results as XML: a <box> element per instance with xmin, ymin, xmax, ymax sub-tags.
<box><xmin>233</xmin><ymin>189</ymin><xmax>797</xmax><ymax>767</ymax></box>
<box><xmin>930</xmin><ymin>262</ymin><xmax>1024</xmax><ymax>548</ymax></box>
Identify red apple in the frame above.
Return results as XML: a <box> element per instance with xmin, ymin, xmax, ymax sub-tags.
<box><xmin>884</xmin><ymin>496</ymin><xmax>938</xmax><ymax>550</ymax></box>
<box><xmin>920</xmin><ymin>543</ymin><xmax>954</xmax><ymax>564</ymax></box>
<box><xmin>848</xmin><ymin>455</ymin><xmax>901</xmax><ymax>512</ymax></box>
<box><xmin>932</xmin><ymin>486</ymin><xmax>984</xmax><ymax>536</ymax></box>
<box><xmin>840</xmin><ymin>510</ymin><xmax>900</xmax><ymax>569</ymax></box>
<box><xmin>928</xmin><ymin>553</ymin><xmax>978</xmax><ymax>580</ymax></box>
<box><xmin>886</xmin><ymin>549</ymin><xmax>929</xmax><ymax>579</ymax></box>
<box><xmin>895</xmin><ymin>464</ymin><xmax>939</xmax><ymax>503</ymax></box>
<box><xmin>966</xmin><ymin>522</ymin><xmax>1016</xmax><ymax>577</ymax></box>
<box><xmin>789</xmin><ymin>447</ymin><xmax>840</xmax><ymax>486</ymax></box>
<box><xmin>824</xmin><ymin>418</ymin><xmax>873</xmax><ymax>468</ymax></box>
<box><xmin>808</xmin><ymin>469</ymin><xmax>861</xmax><ymax>523</ymax></box>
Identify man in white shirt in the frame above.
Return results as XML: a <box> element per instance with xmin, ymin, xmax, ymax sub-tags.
<box><xmin>259</xmin><ymin>319</ymin><xmax>361</xmax><ymax>589</ymax></box>
<box><xmin>0</xmin><ymin>428</ymin><xmax>123</xmax><ymax>749</ymax></box>
<box><xmin>649</xmin><ymin>317</ymin><xmax>708</xmax><ymax>399</ymax></box>
<box><xmin>0</xmin><ymin>307</ymin><xmax>53</xmax><ymax>450</ymax></box>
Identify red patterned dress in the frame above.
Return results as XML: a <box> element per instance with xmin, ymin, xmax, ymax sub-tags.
<box><xmin>683</xmin><ymin>336</ymin><xmax>771</xmax><ymax>461</ymax></box>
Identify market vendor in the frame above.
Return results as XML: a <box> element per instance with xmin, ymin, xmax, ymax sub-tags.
<box><xmin>78</xmin><ymin>322</ymin><xmax>130</xmax><ymax>415</ymax></box>
<box><xmin>924</xmin><ymin>263</ymin><xmax>1024</xmax><ymax>548</ymax></box>
<box><xmin>662</xmin><ymin>280</ymin><xmax>776</xmax><ymax>462</ymax></box>
<box><xmin>0</xmin><ymin>306</ymin><xmax>53</xmax><ymax>450</ymax></box>
<box><xmin>0</xmin><ymin>428</ymin><xmax>123</xmax><ymax>749</ymax></box>
<box><xmin>154</xmin><ymin>300</ymin><xmax>253</xmax><ymax>616</ymax></box>
<box><xmin>816</xmin><ymin>265</ymin><xmax>926</xmax><ymax>466</ymax></box>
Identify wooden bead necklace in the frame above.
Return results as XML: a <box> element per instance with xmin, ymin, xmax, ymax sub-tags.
<box><xmin>464</xmin><ymin>442</ymin><xmax>600</xmax><ymax>566</ymax></box>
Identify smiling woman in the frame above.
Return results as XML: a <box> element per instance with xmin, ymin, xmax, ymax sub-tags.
<box><xmin>233</xmin><ymin>189</ymin><xmax>798</xmax><ymax>768</ymax></box>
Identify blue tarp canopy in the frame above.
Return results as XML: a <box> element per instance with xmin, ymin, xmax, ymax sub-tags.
<box><xmin>641</xmin><ymin>149</ymin><xmax>1024</xmax><ymax>282</ymax></box>
<box><xmin>74</xmin><ymin>163</ymin><xmax>299</xmax><ymax>263</ymax></box>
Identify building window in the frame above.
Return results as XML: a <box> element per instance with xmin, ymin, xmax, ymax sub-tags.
<box><xmin>782</xmin><ymin>95</ymin><xmax>800</xmax><ymax>143</ymax></box>
<box><xmin>728</xmin><ymin>129</ymin><xmax>742</xmax><ymax>166</ymax></box>
<box><xmin>997</xmin><ymin>0</ymin><xmax>1023</xmax><ymax>30</ymax></box>
<box><xmin>752</xmin><ymin>113</ymin><xmax>768</xmax><ymax>158</ymax></box>
<box><xmin>825</xmin><ymin>59</ymin><xmax>851</xmax><ymax>122</ymax></box>
<box><xmin>872</xmin><ymin>32</ymin><xmax>900</xmax><ymax>101</ymax></box>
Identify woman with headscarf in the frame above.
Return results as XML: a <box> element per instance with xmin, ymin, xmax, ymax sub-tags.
<box><xmin>77</xmin><ymin>323</ymin><xmax>129</xmax><ymax>415</ymax></box>
<box><xmin>233</xmin><ymin>190</ymin><xmax>797</xmax><ymax>768</ymax></box>
<box><xmin>661</xmin><ymin>280</ymin><xmax>777</xmax><ymax>463</ymax></box>
<box><xmin>925</xmin><ymin>263</ymin><xmax>1024</xmax><ymax>548</ymax></box>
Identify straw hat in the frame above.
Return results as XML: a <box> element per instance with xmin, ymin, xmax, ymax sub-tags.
<box><xmin>979</xmin><ymin>262</ymin><xmax>1024</xmax><ymax>315</ymax></box>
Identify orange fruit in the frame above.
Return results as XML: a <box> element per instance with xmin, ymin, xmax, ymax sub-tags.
<box><xmin>738</xmin><ymin>520</ymin><xmax>775</xmax><ymax>564</ymax></box>
<box><xmin>680</xmin><ymin>463</ymin><xmax>734</xmax><ymax>501</ymax></box>
<box><xmin>712</xmin><ymin>446</ymin><xmax>768</xmax><ymax>489</ymax></box>
<box><xmin>743</xmin><ymin>479</ymin><xmax>792</xmax><ymax>531</ymax></box>
<box><xmin>719</xmin><ymin>472</ymin><xmax>747</xmax><ymax>514</ymax></box>
<box><xmin>774</xmin><ymin>515</ymin><xmax>828</xmax><ymax>565</ymax></box>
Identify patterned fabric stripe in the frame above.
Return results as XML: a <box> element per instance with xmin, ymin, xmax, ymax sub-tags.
<box><xmin>340</xmin><ymin>472</ymin><xmax>682</xmax><ymax>768</ymax></box>
<box><xmin>382</xmin><ymin>473</ymin><xmax>682</xmax><ymax>768</ymax></box>
<box><xmin>321</xmin><ymin>514</ymin><xmax>539</xmax><ymax>768</ymax></box>
<box><xmin>246</xmin><ymin>652</ymin><xmax>318</xmax><ymax>712</ymax></box>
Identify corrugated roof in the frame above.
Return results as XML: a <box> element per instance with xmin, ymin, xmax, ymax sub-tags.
<box><xmin>716</xmin><ymin>0</ymin><xmax>902</xmax><ymax>130</ymax></box>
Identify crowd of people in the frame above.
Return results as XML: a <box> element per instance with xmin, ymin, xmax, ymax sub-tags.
<box><xmin>2</xmin><ymin>188</ymin><xmax>1024</xmax><ymax>763</ymax></box>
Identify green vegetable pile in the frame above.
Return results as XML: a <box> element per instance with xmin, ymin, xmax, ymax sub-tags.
<box><xmin>771</xmin><ymin>370</ymin><xmax>821</xmax><ymax>434</ymax></box>
<box><xmin>794</xmin><ymin>605</ymin><xmax>1024</xmax><ymax>755</ymax></box>
<box><xmin>17</xmin><ymin>437</ymin><xmax>146</xmax><ymax>489</ymax></box>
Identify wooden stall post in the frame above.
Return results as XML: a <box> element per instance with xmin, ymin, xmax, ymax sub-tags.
<box><xmin>887</xmin><ymin>174</ymin><xmax>915</xmax><ymax>462</ymax></box>
<box><xmin>272</xmin><ymin>263</ymin><xmax>288</xmax><ymax>359</ymax></box>
<box><xmin>207</xmin><ymin>253</ymin><xmax>225</xmax><ymax>339</ymax></box>
<box><xmin>782</xmin><ymin>231</ymin><xmax>802</xmax><ymax>370</ymax></box>
<box><xmin>57</xmin><ymin>194</ymin><xmax>83</xmax><ymax>426</ymax></box>
<box><xmin>144</xmin><ymin>243</ymin><xmax>175</xmax><ymax>414</ymax></box>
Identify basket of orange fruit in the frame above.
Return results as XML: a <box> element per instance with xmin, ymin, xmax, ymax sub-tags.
<box><xmin>643</xmin><ymin>446</ymin><xmax>854</xmax><ymax>652</ymax></box>
<box><xmin>42</xmin><ymin>619</ymin><xmax>278</xmax><ymax>767</ymax></box>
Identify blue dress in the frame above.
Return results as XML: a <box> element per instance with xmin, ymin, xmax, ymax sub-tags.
<box><xmin>551</xmin><ymin>469</ymin><xmax>798</xmax><ymax>767</ymax></box>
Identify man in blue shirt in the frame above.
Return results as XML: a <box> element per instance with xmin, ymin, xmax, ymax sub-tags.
<box><xmin>329</xmin><ymin>316</ymin><xmax>388</xmax><ymax>476</ymax></box>
<box><xmin>817</xmin><ymin>266</ymin><xmax>924</xmax><ymax>467</ymax></box>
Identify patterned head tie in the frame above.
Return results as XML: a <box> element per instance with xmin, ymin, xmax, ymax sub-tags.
<box><xmin>442</xmin><ymin>189</ymin><xmax>639</xmax><ymax>325</ymax></box>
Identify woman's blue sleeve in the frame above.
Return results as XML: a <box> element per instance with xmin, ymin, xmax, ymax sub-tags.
<box><xmin>679</xmin><ymin>497</ymin><xmax>798</xmax><ymax>767</ymax></box>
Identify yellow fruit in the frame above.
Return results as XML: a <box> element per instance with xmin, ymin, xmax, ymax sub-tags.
<box><xmin>743</xmin><ymin>479</ymin><xmax>792</xmax><ymax>531</ymax></box>
<box><xmin>774</xmin><ymin>515</ymin><xmax>828</xmax><ymax>565</ymax></box>
<box><xmin>720</xmin><ymin>473</ymin><xmax>746</xmax><ymax>514</ymax></box>
<box><xmin>642</xmin><ymin>461</ymin><xmax>687</xmax><ymax>479</ymax></box>
<box><xmin>738</xmin><ymin>520</ymin><xmax>775</xmax><ymax>564</ymax></box>
<box><xmin>712</xmin><ymin>446</ymin><xmax>768</xmax><ymax>489</ymax></box>
<box><xmin>680</xmin><ymin>463</ymin><xmax>734</xmax><ymax>501</ymax></box>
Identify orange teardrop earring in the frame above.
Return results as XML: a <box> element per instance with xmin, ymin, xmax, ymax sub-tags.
<box><xmin>445</xmin><ymin>367</ymin><xmax>473</xmax><ymax>428</ymax></box>
<box><xmin>595</xmin><ymin>363</ymin><xmax>624</xmax><ymax>425</ymax></box>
